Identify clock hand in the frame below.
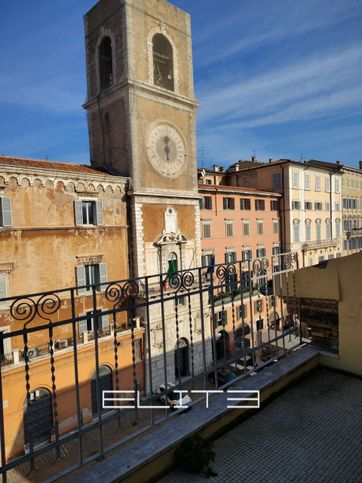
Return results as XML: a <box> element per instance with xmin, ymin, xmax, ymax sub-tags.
<box><xmin>163</xmin><ymin>136</ymin><xmax>170</xmax><ymax>161</ymax></box>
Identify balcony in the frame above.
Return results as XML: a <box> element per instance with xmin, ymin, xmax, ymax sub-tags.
<box><xmin>301</xmin><ymin>237</ymin><xmax>340</xmax><ymax>250</ymax></box>
<box><xmin>1</xmin><ymin>252</ymin><xmax>361</xmax><ymax>482</ymax></box>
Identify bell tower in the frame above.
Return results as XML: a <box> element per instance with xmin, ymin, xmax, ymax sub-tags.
<box><xmin>84</xmin><ymin>0</ymin><xmax>200</xmax><ymax>277</ymax></box>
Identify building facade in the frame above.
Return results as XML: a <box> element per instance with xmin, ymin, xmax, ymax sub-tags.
<box><xmin>0</xmin><ymin>157</ymin><xmax>146</xmax><ymax>457</ymax></box>
<box><xmin>198</xmin><ymin>169</ymin><xmax>284</xmax><ymax>362</ymax></box>
<box><xmin>341</xmin><ymin>163</ymin><xmax>362</xmax><ymax>254</ymax></box>
<box><xmin>227</xmin><ymin>159</ymin><xmax>343</xmax><ymax>267</ymax></box>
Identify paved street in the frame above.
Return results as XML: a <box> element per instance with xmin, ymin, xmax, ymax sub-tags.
<box><xmin>159</xmin><ymin>368</ymin><xmax>362</xmax><ymax>483</ymax></box>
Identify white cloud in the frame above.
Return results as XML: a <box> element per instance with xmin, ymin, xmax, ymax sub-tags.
<box><xmin>198</xmin><ymin>45</ymin><xmax>362</xmax><ymax>128</ymax></box>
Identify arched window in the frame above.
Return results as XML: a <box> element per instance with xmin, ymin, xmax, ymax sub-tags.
<box><xmin>325</xmin><ymin>218</ymin><xmax>331</xmax><ymax>239</ymax></box>
<box><xmin>98</xmin><ymin>37</ymin><xmax>113</xmax><ymax>91</ymax></box>
<box><xmin>175</xmin><ymin>338</ymin><xmax>189</xmax><ymax>378</ymax></box>
<box><xmin>293</xmin><ymin>219</ymin><xmax>300</xmax><ymax>243</ymax></box>
<box><xmin>167</xmin><ymin>252</ymin><xmax>178</xmax><ymax>276</ymax></box>
<box><xmin>305</xmin><ymin>219</ymin><xmax>312</xmax><ymax>241</ymax></box>
<box><xmin>316</xmin><ymin>219</ymin><xmax>322</xmax><ymax>241</ymax></box>
<box><xmin>335</xmin><ymin>218</ymin><xmax>341</xmax><ymax>238</ymax></box>
<box><xmin>153</xmin><ymin>34</ymin><xmax>174</xmax><ymax>91</ymax></box>
<box><xmin>24</xmin><ymin>388</ymin><xmax>52</xmax><ymax>446</ymax></box>
<box><xmin>91</xmin><ymin>365</ymin><xmax>113</xmax><ymax>416</ymax></box>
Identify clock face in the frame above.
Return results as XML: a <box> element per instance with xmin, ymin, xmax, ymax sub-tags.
<box><xmin>146</xmin><ymin>123</ymin><xmax>186</xmax><ymax>178</ymax></box>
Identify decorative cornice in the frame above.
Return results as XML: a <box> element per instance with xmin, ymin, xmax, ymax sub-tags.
<box><xmin>0</xmin><ymin>262</ymin><xmax>15</xmax><ymax>274</ymax></box>
<box><xmin>76</xmin><ymin>255</ymin><xmax>104</xmax><ymax>265</ymax></box>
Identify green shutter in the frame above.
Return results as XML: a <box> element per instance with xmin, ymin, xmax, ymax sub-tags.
<box><xmin>78</xmin><ymin>316</ymin><xmax>88</xmax><ymax>336</ymax></box>
<box><xmin>95</xmin><ymin>201</ymin><xmax>103</xmax><ymax>225</ymax></box>
<box><xmin>101</xmin><ymin>314</ymin><xmax>109</xmax><ymax>331</ymax></box>
<box><xmin>76</xmin><ymin>265</ymin><xmax>86</xmax><ymax>294</ymax></box>
<box><xmin>222</xmin><ymin>311</ymin><xmax>227</xmax><ymax>325</ymax></box>
<box><xmin>74</xmin><ymin>201</ymin><xmax>83</xmax><ymax>226</ymax></box>
<box><xmin>0</xmin><ymin>274</ymin><xmax>7</xmax><ymax>300</ymax></box>
<box><xmin>0</xmin><ymin>198</ymin><xmax>12</xmax><ymax>227</ymax></box>
<box><xmin>99</xmin><ymin>263</ymin><xmax>107</xmax><ymax>288</ymax></box>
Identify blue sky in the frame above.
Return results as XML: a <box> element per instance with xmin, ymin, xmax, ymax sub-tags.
<box><xmin>0</xmin><ymin>0</ymin><xmax>361</xmax><ymax>169</ymax></box>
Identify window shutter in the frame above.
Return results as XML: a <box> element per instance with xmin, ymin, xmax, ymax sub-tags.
<box><xmin>76</xmin><ymin>265</ymin><xmax>86</xmax><ymax>294</ymax></box>
<box><xmin>74</xmin><ymin>201</ymin><xmax>83</xmax><ymax>226</ymax></box>
<box><xmin>222</xmin><ymin>311</ymin><xmax>227</xmax><ymax>325</ymax></box>
<box><xmin>99</xmin><ymin>263</ymin><xmax>107</xmax><ymax>288</ymax></box>
<box><xmin>0</xmin><ymin>274</ymin><xmax>7</xmax><ymax>300</ymax></box>
<box><xmin>101</xmin><ymin>314</ymin><xmax>109</xmax><ymax>331</ymax></box>
<box><xmin>95</xmin><ymin>201</ymin><xmax>103</xmax><ymax>225</ymax></box>
<box><xmin>0</xmin><ymin>198</ymin><xmax>12</xmax><ymax>227</ymax></box>
<box><xmin>78</xmin><ymin>316</ymin><xmax>88</xmax><ymax>336</ymax></box>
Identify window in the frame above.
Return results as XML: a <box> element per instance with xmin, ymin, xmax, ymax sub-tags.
<box><xmin>305</xmin><ymin>221</ymin><xmax>312</xmax><ymax>241</ymax></box>
<box><xmin>240</xmin><ymin>198</ymin><xmax>251</xmax><ymax>210</ymax></box>
<box><xmin>292</xmin><ymin>201</ymin><xmax>301</xmax><ymax>210</ymax></box>
<box><xmin>242</xmin><ymin>219</ymin><xmax>250</xmax><ymax>236</ymax></box>
<box><xmin>214</xmin><ymin>311</ymin><xmax>227</xmax><ymax>327</ymax></box>
<box><xmin>76</xmin><ymin>263</ymin><xmax>107</xmax><ymax>294</ymax></box>
<box><xmin>293</xmin><ymin>220</ymin><xmax>300</xmax><ymax>243</ymax></box>
<box><xmin>304</xmin><ymin>173</ymin><xmax>310</xmax><ymax>190</ymax></box>
<box><xmin>335</xmin><ymin>202</ymin><xmax>340</xmax><ymax>211</ymax></box>
<box><xmin>239</xmin><ymin>304</ymin><xmax>247</xmax><ymax>319</ymax></box>
<box><xmin>314</xmin><ymin>202</ymin><xmax>323</xmax><ymax>211</ymax></box>
<box><xmin>223</xmin><ymin>197</ymin><xmax>235</xmax><ymax>210</ymax></box>
<box><xmin>257</xmin><ymin>220</ymin><xmax>264</xmax><ymax>235</ymax></box>
<box><xmin>98</xmin><ymin>37</ymin><xmax>113</xmax><ymax>91</ymax></box>
<box><xmin>270</xmin><ymin>200</ymin><xmax>278</xmax><ymax>211</ymax></box>
<box><xmin>334</xmin><ymin>178</ymin><xmax>339</xmax><ymax>193</ymax></box>
<box><xmin>315</xmin><ymin>175</ymin><xmax>321</xmax><ymax>191</ymax></box>
<box><xmin>202</xmin><ymin>221</ymin><xmax>211</xmax><ymax>238</ymax></box>
<box><xmin>242</xmin><ymin>248</ymin><xmax>252</xmax><ymax>261</ymax></box>
<box><xmin>225</xmin><ymin>251</ymin><xmax>236</xmax><ymax>263</ymax></box>
<box><xmin>254</xmin><ymin>300</ymin><xmax>263</xmax><ymax>314</ymax></box>
<box><xmin>291</xmin><ymin>170</ymin><xmax>300</xmax><ymax>188</ymax></box>
<box><xmin>305</xmin><ymin>201</ymin><xmax>312</xmax><ymax>210</ymax></box>
<box><xmin>0</xmin><ymin>198</ymin><xmax>12</xmax><ymax>227</ymax></box>
<box><xmin>316</xmin><ymin>221</ymin><xmax>322</xmax><ymax>241</ymax></box>
<box><xmin>79</xmin><ymin>311</ymin><xmax>109</xmax><ymax>335</ymax></box>
<box><xmin>273</xmin><ymin>219</ymin><xmax>279</xmax><ymax>234</ymax></box>
<box><xmin>325</xmin><ymin>202</ymin><xmax>330</xmax><ymax>211</ymax></box>
<box><xmin>201</xmin><ymin>253</ymin><xmax>213</xmax><ymax>267</ymax></box>
<box><xmin>203</xmin><ymin>196</ymin><xmax>212</xmax><ymax>210</ymax></box>
<box><xmin>225</xmin><ymin>220</ymin><xmax>233</xmax><ymax>237</ymax></box>
<box><xmin>325</xmin><ymin>177</ymin><xmax>330</xmax><ymax>192</ymax></box>
<box><xmin>272</xmin><ymin>245</ymin><xmax>280</xmax><ymax>255</ymax></box>
<box><xmin>74</xmin><ymin>201</ymin><xmax>103</xmax><ymax>226</ymax></box>
<box><xmin>272</xmin><ymin>173</ymin><xmax>282</xmax><ymax>189</ymax></box>
<box><xmin>255</xmin><ymin>199</ymin><xmax>265</xmax><ymax>210</ymax></box>
<box><xmin>256</xmin><ymin>247</ymin><xmax>266</xmax><ymax>258</ymax></box>
<box><xmin>153</xmin><ymin>34</ymin><xmax>174</xmax><ymax>91</ymax></box>
<box><xmin>326</xmin><ymin>220</ymin><xmax>331</xmax><ymax>239</ymax></box>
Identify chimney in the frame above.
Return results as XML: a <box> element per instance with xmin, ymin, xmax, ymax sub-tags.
<box><xmin>359</xmin><ymin>160</ymin><xmax>362</xmax><ymax>171</ymax></box>
<box><xmin>269</xmin><ymin>158</ymin><xmax>272</xmax><ymax>163</ymax></box>
<box><xmin>251</xmin><ymin>155</ymin><xmax>256</xmax><ymax>162</ymax></box>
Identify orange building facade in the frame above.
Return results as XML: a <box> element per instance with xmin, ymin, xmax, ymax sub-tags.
<box><xmin>198</xmin><ymin>168</ymin><xmax>284</xmax><ymax>364</ymax></box>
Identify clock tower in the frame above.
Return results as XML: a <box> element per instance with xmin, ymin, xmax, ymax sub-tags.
<box><xmin>84</xmin><ymin>0</ymin><xmax>200</xmax><ymax>278</ymax></box>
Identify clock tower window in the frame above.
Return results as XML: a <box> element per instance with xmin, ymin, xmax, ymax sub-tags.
<box><xmin>98</xmin><ymin>36</ymin><xmax>113</xmax><ymax>91</ymax></box>
<box><xmin>152</xmin><ymin>34</ymin><xmax>174</xmax><ymax>91</ymax></box>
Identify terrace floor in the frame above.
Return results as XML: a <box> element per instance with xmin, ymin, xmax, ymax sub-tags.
<box><xmin>160</xmin><ymin>368</ymin><xmax>362</xmax><ymax>483</ymax></box>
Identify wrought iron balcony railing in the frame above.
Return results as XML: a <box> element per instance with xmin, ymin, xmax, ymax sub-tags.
<box><xmin>0</xmin><ymin>252</ymin><xmax>307</xmax><ymax>481</ymax></box>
